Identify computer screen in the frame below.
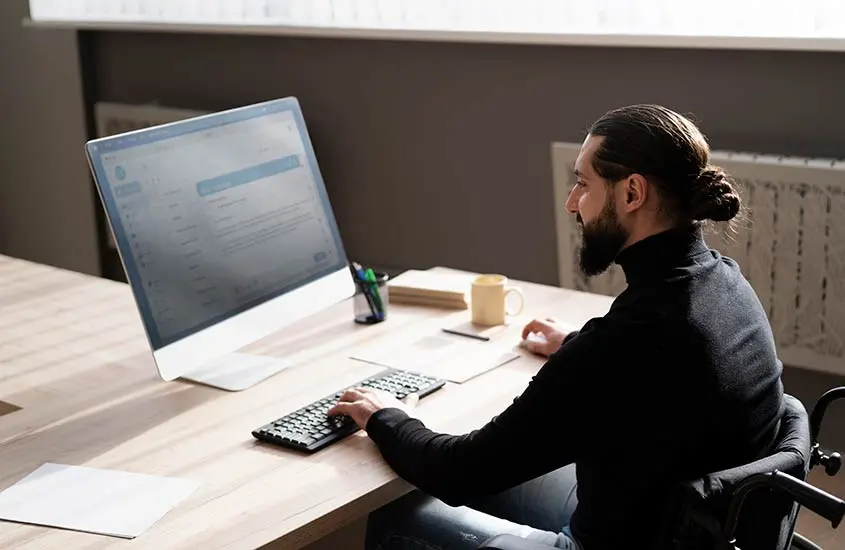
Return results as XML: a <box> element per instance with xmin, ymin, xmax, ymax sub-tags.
<box><xmin>86</xmin><ymin>98</ymin><xmax>349</xmax><ymax>355</ymax></box>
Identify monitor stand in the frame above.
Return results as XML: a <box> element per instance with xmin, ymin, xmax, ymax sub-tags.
<box><xmin>178</xmin><ymin>352</ymin><xmax>292</xmax><ymax>391</ymax></box>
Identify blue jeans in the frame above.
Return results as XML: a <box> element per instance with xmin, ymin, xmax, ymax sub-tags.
<box><xmin>366</xmin><ymin>464</ymin><xmax>581</xmax><ymax>550</ymax></box>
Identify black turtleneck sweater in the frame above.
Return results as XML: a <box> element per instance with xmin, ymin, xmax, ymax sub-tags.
<box><xmin>365</xmin><ymin>225</ymin><xmax>785</xmax><ymax>550</ymax></box>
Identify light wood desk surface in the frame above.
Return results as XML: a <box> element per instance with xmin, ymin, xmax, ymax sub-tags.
<box><xmin>0</xmin><ymin>254</ymin><xmax>613</xmax><ymax>549</ymax></box>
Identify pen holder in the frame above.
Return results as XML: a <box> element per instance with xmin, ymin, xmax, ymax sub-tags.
<box><xmin>354</xmin><ymin>271</ymin><xmax>389</xmax><ymax>324</ymax></box>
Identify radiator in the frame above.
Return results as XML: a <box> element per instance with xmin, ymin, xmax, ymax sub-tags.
<box><xmin>551</xmin><ymin>142</ymin><xmax>845</xmax><ymax>376</ymax></box>
<box><xmin>93</xmin><ymin>102</ymin><xmax>208</xmax><ymax>249</ymax></box>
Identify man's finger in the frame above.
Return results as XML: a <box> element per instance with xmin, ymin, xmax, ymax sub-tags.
<box><xmin>327</xmin><ymin>401</ymin><xmax>354</xmax><ymax>417</ymax></box>
<box><xmin>337</xmin><ymin>388</ymin><xmax>364</xmax><ymax>403</ymax></box>
<box><xmin>521</xmin><ymin>319</ymin><xmax>553</xmax><ymax>339</ymax></box>
<box><xmin>532</xmin><ymin>320</ymin><xmax>556</xmax><ymax>336</ymax></box>
<box><xmin>521</xmin><ymin>320</ymin><xmax>541</xmax><ymax>339</ymax></box>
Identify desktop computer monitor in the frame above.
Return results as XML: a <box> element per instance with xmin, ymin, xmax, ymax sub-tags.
<box><xmin>85</xmin><ymin>97</ymin><xmax>356</xmax><ymax>391</ymax></box>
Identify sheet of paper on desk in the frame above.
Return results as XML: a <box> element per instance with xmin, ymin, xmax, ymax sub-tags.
<box><xmin>0</xmin><ymin>463</ymin><xmax>199</xmax><ymax>539</ymax></box>
<box><xmin>350</xmin><ymin>333</ymin><xmax>519</xmax><ymax>383</ymax></box>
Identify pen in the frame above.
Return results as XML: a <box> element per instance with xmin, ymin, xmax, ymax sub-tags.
<box><xmin>350</xmin><ymin>264</ymin><xmax>378</xmax><ymax>318</ymax></box>
<box><xmin>441</xmin><ymin>328</ymin><xmax>490</xmax><ymax>342</ymax></box>
<box><xmin>363</xmin><ymin>267</ymin><xmax>385</xmax><ymax>319</ymax></box>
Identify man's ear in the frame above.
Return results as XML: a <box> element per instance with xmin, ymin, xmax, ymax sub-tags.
<box><xmin>622</xmin><ymin>174</ymin><xmax>648</xmax><ymax>212</ymax></box>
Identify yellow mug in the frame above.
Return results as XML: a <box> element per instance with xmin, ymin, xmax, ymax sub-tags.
<box><xmin>470</xmin><ymin>274</ymin><xmax>525</xmax><ymax>326</ymax></box>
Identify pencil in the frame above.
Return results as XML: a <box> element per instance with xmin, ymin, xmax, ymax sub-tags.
<box><xmin>441</xmin><ymin>328</ymin><xmax>490</xmax><ymax>341</ymax></box>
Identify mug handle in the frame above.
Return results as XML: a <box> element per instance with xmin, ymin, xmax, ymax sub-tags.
<box><xmin>505</xmin><ymin>286</ymin><xmax>525</xmax><ymax>316</ymax></box>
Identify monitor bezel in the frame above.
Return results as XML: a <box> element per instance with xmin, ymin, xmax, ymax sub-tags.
<box><xmin>84</xmin><ymin>96</ymin><xmax>355</xmax><ymax>382</ymax></box>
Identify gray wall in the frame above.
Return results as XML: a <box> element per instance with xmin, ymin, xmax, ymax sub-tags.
<box><xmin>91</xmin><ymin>31</ymin><xmax>845</xmax><ymax>286</ymax></box>
<box><xmin>90</xmin><ymin>31</ymin><xmax>845</xmax><ymax>450</ymax></box>
<box><xmin>0</xmin><ymin>1</ymin><xmax>99</xmax><ymax>275</ymax></box>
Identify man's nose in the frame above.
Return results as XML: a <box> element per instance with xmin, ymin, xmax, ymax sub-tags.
<box><xmin>565</xmin><ymin>189</ymin><xmax>579</xmax><ymax>214</ymax></box>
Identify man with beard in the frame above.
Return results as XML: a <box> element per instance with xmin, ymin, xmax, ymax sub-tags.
<box><xmin>329</xmin><ymin>104</ymin><xmax>786</xmax><ymax>550</ymax></box>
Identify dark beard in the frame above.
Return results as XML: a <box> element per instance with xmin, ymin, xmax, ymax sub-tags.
<box><xmin>577</xmin><ymin>200</ymin><xmax>628</xmax><ymax>277</ymax></box>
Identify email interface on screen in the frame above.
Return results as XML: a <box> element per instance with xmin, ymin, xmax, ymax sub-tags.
<box><xmin>89</xmin><ymin>101</ymin><xmax>346</xmax><ymax>350</ymax></box>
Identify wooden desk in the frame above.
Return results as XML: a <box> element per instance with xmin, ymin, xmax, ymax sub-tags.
<box><xmin>0</xmin><ymin>254</ymin><xmax>613</xmax><ymax>549</ymax></box>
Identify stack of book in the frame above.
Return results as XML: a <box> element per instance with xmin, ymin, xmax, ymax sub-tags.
<box><xmin>387</xmin><ymin>269</ymin><xmax>471</xmax><ymax>309</ymax></box>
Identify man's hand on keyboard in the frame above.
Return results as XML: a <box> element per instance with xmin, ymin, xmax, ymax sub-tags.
<box><xmin>328</xmin><ymin>387</ymin><xmax>417</xmax><ymax>430</ymax></box>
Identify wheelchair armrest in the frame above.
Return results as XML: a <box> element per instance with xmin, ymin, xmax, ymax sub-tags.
<box><xmin>477</xmin><ymin>534</ymin><xmax>558</xmax><ymax>550</ymax></box>
<box><xmin>767</xmin><ymin>471</ymin><xmax>845</xmax><ymax>528</ymax></box>
<box><xmin>726</xmin><ymin>470</ymin><xmax>845</xmax><ymax>536</ymax></box>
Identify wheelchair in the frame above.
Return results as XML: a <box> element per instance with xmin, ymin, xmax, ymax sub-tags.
<box><xmin>479</xmin><ymin>387</ymin><xmax>845</xmax><ymax>550</ymax></box>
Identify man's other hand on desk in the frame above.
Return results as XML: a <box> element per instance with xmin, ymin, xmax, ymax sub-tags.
<box><xmin>520</xmin><ymin>317</ymin><xmax>570</xmax><ymax>357</ymax></box>
<box><xmin>328</xmin><ymin>387</ymin><xmax>418</xmax><ymax>430</ymax></box>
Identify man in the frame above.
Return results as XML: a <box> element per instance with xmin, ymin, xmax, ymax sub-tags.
<box><xmin>329</xmin><ymin>104</ymin><xmax>785</xmax><ymax>550</ymax></box>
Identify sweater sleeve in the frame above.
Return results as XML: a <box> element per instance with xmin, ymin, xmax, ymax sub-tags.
<box><xmin>365</xmin><ymin>318</ymin><xmax>616</xmax><ymax>506</ymax></box>
<box><xmin>562</xmin><ymin>329</ymin><xmax>579</xmax><ymax>345</ymax></box>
